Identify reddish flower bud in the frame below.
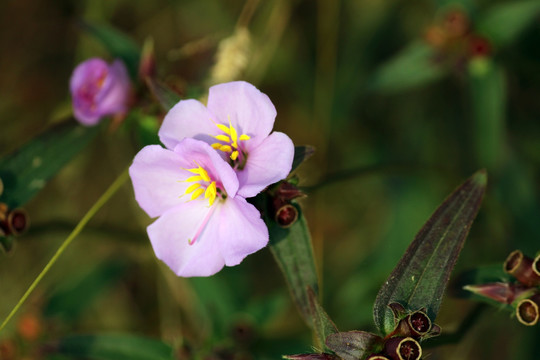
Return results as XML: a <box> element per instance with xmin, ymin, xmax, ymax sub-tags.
<box><xmin>443</xmin><ymin>9</ymin><xmax>469</xmax><ymax>38</ymax></box>
<box><xmin>384</xmin><ymin>337</ymin><xmax>422</xmax><ymax>360</ymax></box>
<box><xmin>515</xmin><ymin>293</ymin><xmax>540</xmax><ymax>326</ymax></box>
<box><xmin>468</xmin><ymin>35</ymin><xmax>492</xmax><ymax>58</ymax></box>
<box><xmin>463</xmin><ymin>282</ymin><xmax>534</xmax><ymax>305</ymax></box>
<box><xmin>138</xmin><ymin>37</ymin><xmax>156</xmax><ymax>80</ymax></box>
<box><xmin>504</xmin><ymin>250</ymin><xmax>540</xmax><ymax>287</ymax></box>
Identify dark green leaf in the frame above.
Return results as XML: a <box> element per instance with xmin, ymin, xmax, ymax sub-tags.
<box><xmin>468</xmin><ymin>59</ymin><xmax>506</xmax><ymax>170</ymax></box>
<box><xmin>307</xmin><ymin>286</ymin><xmax>338</xmax><ymax>349</ymax></box>
<box><xmin>0</xmin><ymin>120</ymin><xmax>98</xmax><ymax>209</ymax></box>
<box><xmin>373</xmin><ymin>170</ymin><xmax>487</xmax><ymax>335</ymax></box>
<box><xmin>367</xmin><ymin>42</ymin><xmax>446</xmax><ymax>93</ymax></box>
<box><xmin>477</xmin><ymin>1</ymin><xmax>540</xmax><ymax>48</ymax></box>
<box><xmin>80</xmin><ymin>21</ymin><xmax>140</xmax><ymax>79</ymax></box>
<box><xmin>49</xmin><ymin>334</ymin><xmax>174</xmax><ymax>360</ymax></box>
<box><xmin>268</xmin><ymin>205</ymin><xmax>319</xmax><ymax>325</ymax></box>
<box><xmin>44</xmin><ymin>259</ymin><xmax>128</xmax><ymax>321</ymax></box>
<box><xmin>325</xmin><ymin>331</ymin><xmax>381</xmax><ymax>360</ymax></box>
<box><xmin>291</xmin><ymin>146</ymin><xmax>315</xmax><ymax>173</ymax></box>
<box><xmin>145</xmin><ymin>77</ymin><xmax>182</xmax><ymax>111</ymax></box>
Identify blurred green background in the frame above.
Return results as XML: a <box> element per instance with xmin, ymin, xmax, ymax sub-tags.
<box><xmin>1</xmin><ymin>0</ymin><xmax>540</xmax><ymax>359</ymax></box>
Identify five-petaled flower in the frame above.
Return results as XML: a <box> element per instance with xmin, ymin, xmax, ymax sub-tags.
<box><xmin>158</xmin><ymin>81</ymin><xmax>294</xmax><ymax>198</ymax></box>
<box><xmin>70</xmin><ymin>58</ymin><xmax>131</xmax><ymax>126</ymax></box>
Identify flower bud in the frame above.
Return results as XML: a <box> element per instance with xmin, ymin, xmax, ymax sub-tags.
<box><xmin>504</xmin><ymin>250</ymin><xmax>540</xmax><ymax>287</ymax></box>
<box><xmin>138</xmin><ymin>37</ymin><xmax>156</xmax><ymax>80</ymax></box>
<box><xmin>384</xmin><ymin>337</ymin><xmax>422</xmax><ymax>360</ymax></box>
<box><xmin>463</xmin><ymin>282</ymin><xmax>534</xmax><ymax>305</ymax></box>
<box><xmin>70</xmin><ymin>58</ymin><xmax>131</xmax><ymax>126</ymax></box>
<box><xmin>515</xmin><ymin>293</ymin><xmax>540</xmax><ymax>326</ymax></box>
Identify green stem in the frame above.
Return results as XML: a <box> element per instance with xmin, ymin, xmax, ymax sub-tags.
<box><xmin>0</xmin><ymin>168</ymin><xmax>130</xmax><ymax>333</ymax></box>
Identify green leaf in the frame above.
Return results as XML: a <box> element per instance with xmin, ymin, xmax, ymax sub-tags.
<box><xmin>268</xmin><ymin>205</ymin><xmax>319</xmax><ymax>325</ymax></box>
<box><xmin>44</xmin><ymin>259</ymin><xmax>128</xmax><ymax>321</ymax></box>
<box><xmin>0</xmin><ymin>120</ymin><xmax>99</xmax><ymax>209</ymax></box>
<box><xmin>477</xmin><ymin>1</ymin><xmax>540</xmax><ymax>48</ymax></box>
<box><xmin>325</xmin><ymin>331</ymin><xmax>382</xmax><ymax>360</ymax></box>
<box><xmin>367</xmin><ymin>42</ymin><xmax>446</xmax><ymax>93</ymax></box>
<box><xmin>81</xmin><ymin>21</ymin><xmax>140</xmax><ymax>79</ymax></box>
<box><xmin>49</xmin><ymin>334</ymin><xmax>174</xmax><ymax>360</ymax></box>
<box><xmin>145</xmin><ymin>77</ymin><xmax>182</xmax><ymax>111</ymax></box>
<box><xmin>373</xmin><ymin>170</ymin><xmax>487</xmax><ymax>335</ymax></box>
<box><xmin>468</xmin><ymin>59</ymin><xmax>506</xmax><ymax>170</ymax></box>
<box><xmin>307</xmin><ymin>286</ymin><xmax>338</xmax><ymax>350</ymax></box>
<box><xmin>291</xmin><ymin>146</ymin><xmax>315</xmax><ymax>173</ymax></box>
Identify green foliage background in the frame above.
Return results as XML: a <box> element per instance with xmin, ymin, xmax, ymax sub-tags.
<box><xmin>1</xmin><ymin>0</ymin><xmax>540</xmax><ymax>358</ymax></box>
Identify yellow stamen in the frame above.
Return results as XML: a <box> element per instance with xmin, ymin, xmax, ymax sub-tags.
<box><xmin>239</xmin><ymin>134</ymin><xmax>251</xmax><ymax>141</ymax></box>
<box><xmin>216</xmin><ymin>123</ymin><xmax>231</xmax><ymax>134</ymax></box>
<box><xmin>230</xmin><ymin>151</ymin><xmax>239</xmax><ymax>161</ymax></box>
<box><xmin>185</xmin><ymin>183</ymin><xmax>201</xmax><ymax>194</ymax></box>
<box><xmin>211</xmin><ymin>143</ymin><xmax>222</xmax><ymax>149</ymax></box>
<box><xmin>205</xmin><ymin>182</ymin><xmax>217</xmax><ymax>206</ymax></box>
<box><xmin>219</xmin><ymin>145</ymin><xmax>232</xmax><ymax>152</ymax></box>
<box><xmin>198</xmin><ymin>167</ymin><xmax>211</xmax><ymax>182</ymax></box>
<box><xmin>191</xmin><ymin>188</ymin><xmax>204</xmax><ymax>200</ymax></box>
<box><xmin>214</xmin><ymin>134</ymin><xmax>231</xmax><ymax>142</ymax></box>
<box><xmin>185</xmin><ymin>175</ymin><xmax>203</xmax><ymax>182</ymax></box>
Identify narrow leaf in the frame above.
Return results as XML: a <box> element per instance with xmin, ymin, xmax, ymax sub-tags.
<box><xmin>0</xmin><ymin>120</ymin><xmax>98</xmax><ymax>209</ymax></box>
<box><xmin>373</xmin><ymin>170</ymin><xmax>487</xmax><ymax>335</ymax></box>
<box><xmin>307</xmin><ymin>286</ymin><xmax>338</xmax><ymax>349</ymax></box>
<box><xmin>325</xmin><ymin>331</ymin><xmax>381</xmax><ymax>360</ymax></box>
<box><xmin>477</xmin><ymin>1</ymin><xmax>540</xmax><ymax>48</ymax></box>
<box><xmin>49</xmin><ymin>334</ymin><xmax>174</xmax><ymax>360</ymax></box>
<box><xmin>80</xmin><ymin>21</ymin><xmax>140</xmax><ymax>79</ymax></box>
<box><xmin>145</xmin><ymin>77</ymin><xmax>182</xmax><ymax>111</ymax></box>
<box><xmin>291</xmin><ymin>145</ymin><xmax>315</xmax><ymax>173</ymax></box>
<box><xmin>367</xmin><ymin>42</ymin><xmax>446</xmax><ymax>93</ymax></box>
<box><xmin>269</xmin><ymin>206</ymin><xmax>319</xmax><ymax>325</ymax></box>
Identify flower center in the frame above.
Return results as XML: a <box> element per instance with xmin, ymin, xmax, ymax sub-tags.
<box><xmin>182</xmin><ymin>163</ymin><xmax>219</xmax><ymax>206</ymax></box>
<box><xmin>211</xmin><ymin>118</ymin><xmax>250</xmax><ymax>163</ymax></box>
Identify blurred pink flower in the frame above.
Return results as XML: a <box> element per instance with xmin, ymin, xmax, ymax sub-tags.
<box><xmin>70</xmin><ymin>58</ymin><xmax>131</xmax><ymax>126</ymax></box>
<box><xmin>129</xmin><ymin>138</ymin><xmax>268</xmax><ymax>277</ymax></box>
<box><xmin>158</xmin><ymin>81</ymin><xmax>294</xmax><ymax>197</ymax></box>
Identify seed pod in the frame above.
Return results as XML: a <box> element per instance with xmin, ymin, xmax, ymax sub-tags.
<box><xmin>533</xmin><ymin>254</ymin><xmax>540</xmax><ymax>278</ymax></box>
<box><xmin>366</xmin><ymin>355</ymin><xmax>391</xmax><ymax>360</ymax></box>
<box><xmin>6</xmin><ymin>209</ymin><xmax>28</xmax><ymax>236</ymax></box>
<box><xmin>384</xmin><ymin>337</ymin><xmax>422</xmax><ymax>360</ymax></box>
<box><xmin>516</xmin><ymin>293</ymin><xmax>540</xmax><ymax>326</ymax></box>
<box><xmin>504</xmin><ymin>250</ymin><xmax>540</xmax><ymax>287</ymax></box>
<box><xmin>275</xmin><ymin>204</ymin><xmax>298</xmax><ymax>228</ymax></box>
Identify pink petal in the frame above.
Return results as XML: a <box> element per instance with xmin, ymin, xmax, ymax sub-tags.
<box><xmin>148</xmin><ymin>201</ymin><xmax>225</xmax><ymax>277</ymax></box>
<box><xmin>129</xmin><ymin>145</ymin><xmax>191</xmax><ymax>218</ymax></box>
<box><xmin>159</xmin><ymin>99</ymin><xmax>218</xmax><ymax>150</ymax></box>
<box><xmin>237</xmin><ymin>132</ymin><xmax>294</xmax><ymax>198</ymax></box>
<box><xmin>217</xmin><ymin>197</ymin><xmax>269</xmax><ymax>266</ymax></box>
<box><xmin>96</xmin><ymin>59</ymin><xmax>130</xmax><ymax>115</ymax></box>
<box><xmin>173</xmin><ymin>138</ymin><xmax>239</xmax><ymax>198</ymax></box>
<box><xmin>207</xmin><ymin>81</ymin><xmax>276</xmax><ymax>148</ymax></box>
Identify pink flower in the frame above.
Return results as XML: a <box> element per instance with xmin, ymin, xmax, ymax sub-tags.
<box><xmin>70</xmin><ymin>58</ymin><xmax>131</xmax><ymax>126</ymax></box>
<box><xmin>158</xmin><ymin>81</ymin><xmax>294</xmax><ymax>198</ymax></box>
<box><xmin>129</xmin><ymin>138</ymin><xmax>268</xmax><ymax>277</ymax></box>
